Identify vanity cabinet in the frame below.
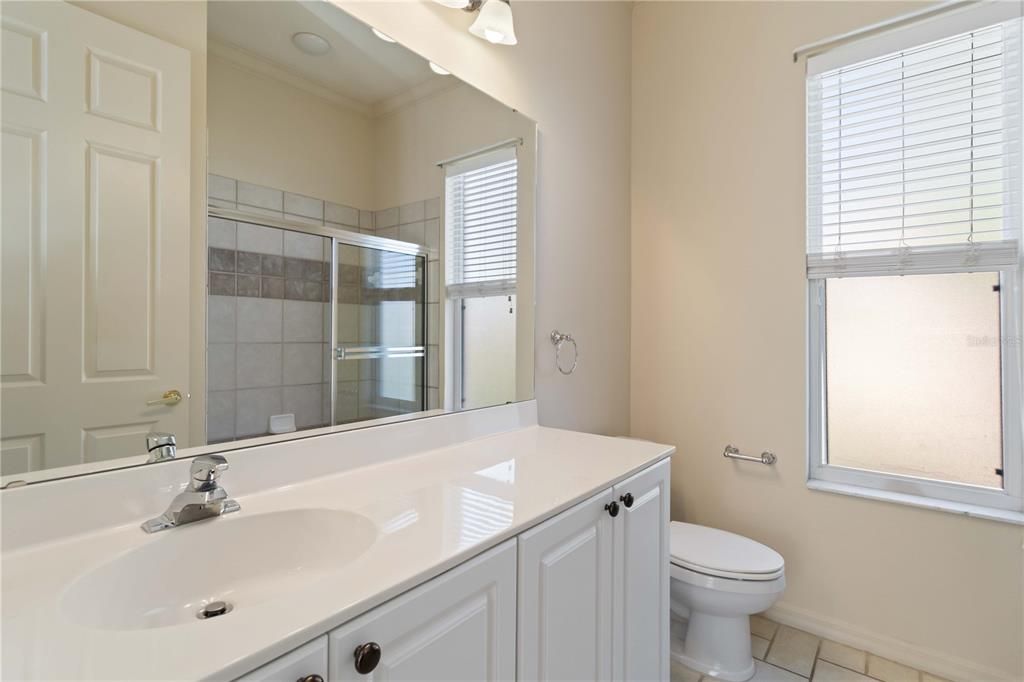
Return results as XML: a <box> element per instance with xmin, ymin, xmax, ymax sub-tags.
<box><xmin>328</xmin><ymin>539</ymin><xmax>517</xmax><ymax>681</ymax></box>
<box><xmin>234</xmin><ymin>458</ymin><xmax>669</xmax><ymax>682</ymax></box>
<box><xmin>236</xmin><ymin>636</ymin><xmax>328</xmax><ymax>682</ymax></box>
<box><xmin>518</xmin><ymin>459</ymin><xmax>670</xmax><ymax>682</ymax></box>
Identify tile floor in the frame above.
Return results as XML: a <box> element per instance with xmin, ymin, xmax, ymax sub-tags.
<box><xmin>671</xmin><ymin>615</ymin><xmax>949</xmax><ymax>682</ymax></box>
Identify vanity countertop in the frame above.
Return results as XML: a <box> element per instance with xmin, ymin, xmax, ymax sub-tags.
<box><xmin>1</xmin><ymin>423</ymin><xmax>673</xmax><ymax>681</ymax></box>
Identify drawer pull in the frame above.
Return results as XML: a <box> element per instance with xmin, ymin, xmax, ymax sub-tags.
<box><xmin>297</xmin><ymin>676</ymin><xmax>324</xmax><ymax>682</ymax></box>
<box><xmin>619</xmin><ymin>493</ymin><xmax>634</xmax><ymax>508</ymax></box>
<box><xmin>354</xmin><ymin>642</ymin><xmax>382</xmax><ymax>674</ymax></box>
<box><xmin>605</xmin><ymin>501</ymin><xmax>620</xmax><ymax>518</ymax></box>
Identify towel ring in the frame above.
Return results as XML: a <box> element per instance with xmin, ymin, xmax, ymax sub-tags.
<box><xmin>550</xmin><ymin>330</ymin><xmax>578</xmax><ymax>375</ymax></box>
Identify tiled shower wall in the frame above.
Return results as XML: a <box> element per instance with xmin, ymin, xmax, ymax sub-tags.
<box><xmin>206</xmin><ymin>174</ymin><xmax>442</xmax><ymax>442</ymax></box>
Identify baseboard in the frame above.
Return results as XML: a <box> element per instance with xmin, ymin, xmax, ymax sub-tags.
<box><xmin>765</xmin><ymin>601</ymin><xmax>1017</xmax><ymax>682</ymax></box>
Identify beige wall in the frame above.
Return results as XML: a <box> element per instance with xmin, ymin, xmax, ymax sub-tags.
<box><xmin>207</xmin><ymin>53</ymin><xmax>374</xmax><ymax>210</ymax></box>
<box><xmin>337</xmin><ymin>1</ymin><xmax>633</xmax><ymax>435</ymax></box>
<box><xmin>631</xmin><ymin>2</ymin><xmax>1024</xmax><ymax>679</ymax></box>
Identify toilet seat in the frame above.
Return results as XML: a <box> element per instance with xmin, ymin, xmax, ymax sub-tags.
<box><xmin>670</xmin><ymin>522</ymin><xmax>784</xmax><ymax>582</ymax></box>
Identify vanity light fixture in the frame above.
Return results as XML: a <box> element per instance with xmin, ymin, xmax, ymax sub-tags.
<box><xmin>469</xmin><ymin>0</ymin><xmax>517</xmax><ymax>45</ymax></box>
<box><xmin>291</xmin><ymin>31</ymin><xmax>331</xmax><ymax>56</ymax></box>
<box><xmin>429</xmin><ymin>61</ymin><xmax>451</xmax><ymax>75</ymax></box>
<box><xmin>371</xmin><ymin>27</ymin><xmax>397</xmax><ymax>43</ymax></box>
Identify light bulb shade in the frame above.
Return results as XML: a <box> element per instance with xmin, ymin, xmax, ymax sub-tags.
<box><xmin>432</xmin><ymin>0</ymin><xmax>471</xmax><ymax>7</ymax></box>
<box><xmin>469</xmin><ymin>0</ymin><xmax>517</xmax><ymax>45</ymax></box>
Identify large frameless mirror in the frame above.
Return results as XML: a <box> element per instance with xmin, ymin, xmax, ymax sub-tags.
<box><xmin>0</xmin><ymin>0</ymin><xmax>536</xmax><ymax>484</ymax></box>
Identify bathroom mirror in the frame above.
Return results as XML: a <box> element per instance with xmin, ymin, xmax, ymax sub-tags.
<box><xmin>0</xmin><ymin>0</ymin><xmax>536</xmax><ymax>484</ymax></box>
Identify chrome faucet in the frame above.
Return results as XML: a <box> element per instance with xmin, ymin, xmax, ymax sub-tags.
<box><xmin>141</xmin><ymin>455</ymin><xmax>240</xmax><ymax>533</ymax></box>
<box><xmin>145</xmin><ymin>432</ymin><xmax>177</xmax><ymax>463</ymax></box>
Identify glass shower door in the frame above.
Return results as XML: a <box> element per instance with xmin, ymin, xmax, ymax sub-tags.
<box><xmin>332</xmin><ymin>241</ymin><xmax>426</xmax><ymax>425</ymax></box>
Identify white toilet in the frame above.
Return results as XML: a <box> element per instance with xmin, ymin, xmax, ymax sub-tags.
<box><xmin>669</xmin><ymin>522</ymin><xmax>786</xmax><ymax>681</ymax></box>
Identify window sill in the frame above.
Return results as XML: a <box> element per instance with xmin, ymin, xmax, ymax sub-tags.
<box><xmin>807</xmin><ymin>479</ymin><xmax>1024</xmax><ymax>526</ymax></box>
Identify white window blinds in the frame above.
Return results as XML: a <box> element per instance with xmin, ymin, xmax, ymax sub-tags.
<box><xmin>806</xmin><ymin>12</ymin><xmax>1023</xmax><ymax>278</ymax></box>
<box><xmin>445</xmin><ymin>146</ymin><xmax>518</xmax><ymax>298</ymax></box>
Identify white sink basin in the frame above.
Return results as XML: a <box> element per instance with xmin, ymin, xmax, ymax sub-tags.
<box><xmin>60</xmin><ymin>509</ymin><xmax>377</xmax><ymax>631</ymax></box>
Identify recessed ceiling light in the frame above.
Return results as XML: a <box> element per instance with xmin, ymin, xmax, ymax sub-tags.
<box><xmin>291</xmin><ymin>32</ymin><xmax>331</xmax><ymax>56</ymax></box>
<box><xmin>372</xmin><ymin>27</ymin><xmax>397</xmax><ymax>43</ymax></box>
<box><xmin>429</xmin><ymin>62</ymin><xmax>451</xmax><ymax>76</ymax></box>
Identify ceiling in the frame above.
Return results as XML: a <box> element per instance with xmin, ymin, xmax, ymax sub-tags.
<box><xmin>207</xmin><ymin>1</ymin><xmax>446</xmax><ymax>107</ymax></box>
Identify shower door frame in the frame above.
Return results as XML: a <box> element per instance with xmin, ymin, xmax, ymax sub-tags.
<box><xmin>208</xmin><ymin>207</ymin><xmax>434</xmax><ymax>430</ymax></box>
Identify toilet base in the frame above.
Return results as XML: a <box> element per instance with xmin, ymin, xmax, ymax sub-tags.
<box><xmin>670</xmin><ymin>611</ymin><xmax>756</xmax><ymax>682</ymax></box>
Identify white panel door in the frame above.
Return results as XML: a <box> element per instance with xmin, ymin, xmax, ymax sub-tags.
<box><xmin>236</xmin><ymin>635</ymin><xmax>327</xmax><ymax>682</ymax></box>
<box><xmin>0</xmin><ymin>1</ymin><xmax>191</xmax><ymax>474</ymax></box>
<box><xmin>612</xmin><ymin>459</ymin><xmax>671</xmax><ymax>682</ymax></box>
<box><xmin>518</xmin><ymin>489</ymin><xmax>615</xmax><ymax>682</ymax></box>
<box><xmin>329</xmin><ymin>539</ymin><xmax>516</xmax><ymax>681</ymax></box>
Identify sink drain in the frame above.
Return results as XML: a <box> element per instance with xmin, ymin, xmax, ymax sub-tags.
<box><xmin>197</xmin><ymin>601</ymin><xmax>233</xmax><ymax>620</ymax></box>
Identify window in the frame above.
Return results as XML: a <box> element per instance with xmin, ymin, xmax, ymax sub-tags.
<box><xmin>445</xmin><ymin>146</ymin><xmax>518</xmax><ymax>409</ymax></box>
<box><xmin>806</xmin><ymin>7</ymin><xmax>1024</xmax><ymax>518</ymax></box>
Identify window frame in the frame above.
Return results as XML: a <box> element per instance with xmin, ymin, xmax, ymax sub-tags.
<box><xmin>806</xmin><ymin>266</ymin><xmax>1024</xmax><ymax>516</ymax></box>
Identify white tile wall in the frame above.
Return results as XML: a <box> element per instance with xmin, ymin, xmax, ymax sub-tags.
<box><xmin>238</xmin><ymin>181</ymin><xmax>283</xmax><ymax>212</ymax></box>
<box><xmin>399</xmin><ymin>221</ymin><xmax>425</xmax><ymax>245</ymax></box>
<box><xmin>374</xmin><ymin>207</ymin><xmax>399</xmax><ymax>229</ymax></box>
<box><xmin>236</xmin><ymin>388</ymin><xmax>283</xmax><ymax>437</ymax></box>
<box><xmin>326</xmin><ymin>201</ymin><xmax>359</xmax><ymax>227</ymax></box>
<box><xmin>207</xmin><ymin>391</ymin><xmax>235</xmax><ymax>442</ymax></box>
<box><xmin>283</xmin><ymin>343</ymin><xmax>323</xmax><ymax>385</ymax></box>
<box><xmin>237</xmin><ymin>298</ymin><xmax>283</xmax><ymax>343</ymax></box>
<box><xmin>283</xmin><ymin>384</ymin><xmax>323</xmax><ymax>428</ymax></box>
<box><xmin>236</xmin><ymin>343</ymin><xmax>283</xmax><ymax>389</ymax></box>
<box><xmin>238</xmin><ymin>223</ymin><xmax>284</xmax><ymax>256</ymax></box>
<box><xmin>208</xmin><ymin>174</ymin><xmax>237</xmax><ymax>202</ymax></box>
<box><xmin>207</xmin><ymin>344</ymin><xmax>235</xmax><ymax>391</ymax></box>
<box><xmin>284</xmin><ymin>192</ymin><xmax>324</xmax><ymax>221</ymax></box>
<box><xmin>399</xmin><ymin>200</ymin><xmax>425</xmax><ymax>224</ymax></box>
<box><xmin>283</xmin><ymin>301</ymin><xmax>324</xmax><ymax>343</ymax></box>
<box><xmin>359</xmin><ymin>210</ymin><xmax>373</xmax><ymax>230</ymax></box>
<box><xmin>284</xmin><ymin>231</ymin><xmax>324</xmax><ymax>260</ymax></box>
<box><xmin>425</xmin><ymin>197</ymin><xmax>440</xmax><ymax>220</ymax></box>
<box><xmin>208</xmin><ymin>217</ymin><xmax>236</xmax><ymax>249</ymax></box>
<box><xmin>208</xmin><ymin>296</ymin><xmax>236</xmax><ymax>343</ymax></box>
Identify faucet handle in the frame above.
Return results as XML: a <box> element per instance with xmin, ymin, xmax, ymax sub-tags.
<box><xmin>190</xmin><ymin>455</ymin><xmax>229</xmax><ymax>490</ymax></box>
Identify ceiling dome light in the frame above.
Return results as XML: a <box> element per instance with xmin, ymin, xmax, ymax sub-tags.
<box><xmin>429</xmin><ymin>62</ymin><xmax>451</xmax><ymax>76</ymax></box>
<box><xmin>371</xmin><ymin>27</ymin><xmax>397</xmax><ymax>43</ymax></box>
<box><xmin>469</xmin><ymin>0</ymin><xmax>517</xmax><ymax>46</ymax></box>
<box><xmin>291</xmin><ymin>32</ymin><xmax>331</xmax><ymax>56</ymax></box>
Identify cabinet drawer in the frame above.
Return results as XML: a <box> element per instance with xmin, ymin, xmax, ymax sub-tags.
<box><xmin>236</xmin><ymin>635</ymin><xmax>328</xmax><ymax>682</ymax></box>
<box><xmin>329</xmin><ymin>539</ymin><xmax>516</xmax><ymax>681</ymax></box>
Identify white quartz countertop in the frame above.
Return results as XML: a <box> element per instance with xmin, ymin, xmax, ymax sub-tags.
<box><xmin>1</xmin><ymin>424</ymin><xmax>673</xmax><ymax>681</ymax></box>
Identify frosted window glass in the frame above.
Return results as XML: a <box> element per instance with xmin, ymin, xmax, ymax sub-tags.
<box><xmin>825</xmin><ymin>272</ymin><xmax>1004</xmax><ymax>488</ymax></box>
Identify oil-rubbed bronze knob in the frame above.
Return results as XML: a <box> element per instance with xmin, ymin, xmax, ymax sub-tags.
<box><xmin>297</xmin><ymin>676</ymin><xmax>324</xmax><ymax>682</ymax></box>
<box><xmin>620</xmin><ymin>493</ymin><xmax>634</xmax><ymax>508</ymax></box>
<box><xmin>354</xmin><ymin>642</ymin><xmax>382</xmax><ymax>674</ymax></box>
<box><xmin>605</xmin><ymin>501</ymin><xmax>620</xmax><ymax>517</ymax></box>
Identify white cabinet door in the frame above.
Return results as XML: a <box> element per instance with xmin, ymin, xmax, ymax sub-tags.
<box><xmin>1</xmin><ymin>0</ymin><xmax>192</xmax><ymax>472</ymax></box>
<box><xmin>613</xmin><ymin>459</ymin><xmax>671</xmax><ymax>682</ymax></box>
<box><xmin>236</xmin><ymin>635</ymin><xmax>328</xmax><ymax>682</ymax></box>
<box><xmin>518</xmin><ymin>489</ymin><xmax>616</xmax><ymax>682</ymax></box>
<box><xmin>329</xmin><ymin>539</ymin><xmax>516</xmax><ymax>681</ymax></box>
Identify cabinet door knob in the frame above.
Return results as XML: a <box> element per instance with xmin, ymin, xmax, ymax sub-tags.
<box><xmin>619</xmin><ymin>493</ymin><xmax>634</xmax><ymax>508</ymax></box>
<box><xmin>297</xmin><ymin>676</ymin><xmax>324</xmax><ymax>682</ymax></box>
<box><xmin>353</xmin><ymin>641</ymin><xmax>382</xmax><ymax>674</ymax></box>
<box><xmin>605</xmin><ymin>501</ymin><xmax>620</xmax><ymax>517</ymax></box>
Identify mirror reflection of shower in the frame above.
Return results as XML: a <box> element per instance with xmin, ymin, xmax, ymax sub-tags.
<box><xmin>206</xmin><ymin>211</ymin><xmax>428</xmax><ymax>443</ymax></box>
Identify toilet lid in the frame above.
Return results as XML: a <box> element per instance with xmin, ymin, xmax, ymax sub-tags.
<box><xmin>669</xmin><ymin>522</ymin><xmax>784</xmax><ymax>581</ymax></box>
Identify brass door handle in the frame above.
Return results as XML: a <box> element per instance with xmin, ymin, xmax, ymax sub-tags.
<box><xmin>147</xmin><ymin>389</ymin><xmax>183</xmax><ymax>406</ymax></box>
